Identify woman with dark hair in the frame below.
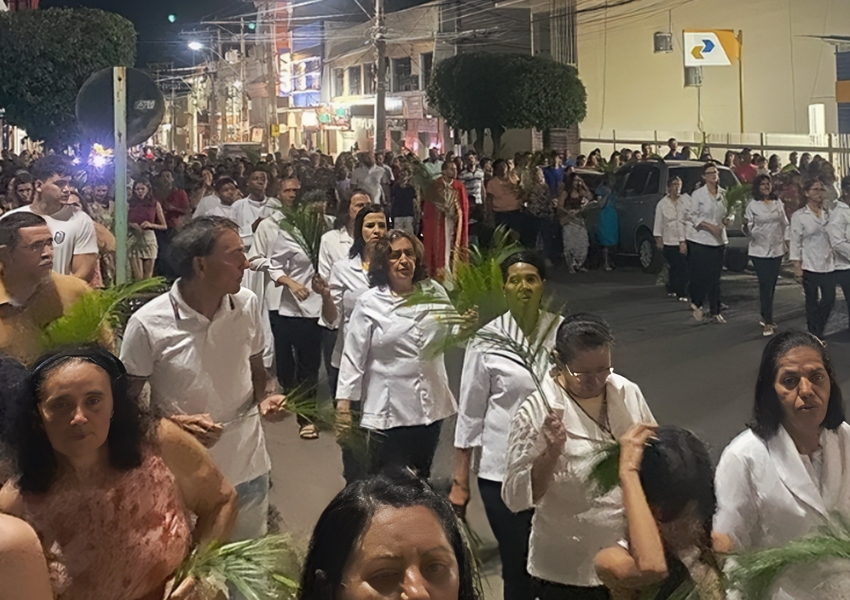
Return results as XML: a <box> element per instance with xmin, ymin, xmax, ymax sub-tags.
<box><xmin>503</xmin><ymin>313</ymin><xmax>655</xmax><ymax>600</ymax></box>
<box><xmin>745</xmin><ymin>174</ymin><xmax>788</xmax><ymax>336</ymax></box>
<box><xmin>715</xmin><ymin>332</ymin><xmax>850</xmax><ymax>567</ymax></box>
<box><xmin>0</xmin><ymin>345</ymin><xmax>238</xmax><ymax>600</ymax></box>
<box><xmin>595</xmin><ymin>425</ymin><xmax>725</xmax><ymax>600</ymax></box>
<box><xmin>790</xmin><ymin>179</ymin><xmax>835</xmax><ymax>337</ymax></box>
<box><xmin>127</xmin><ymin>178</ymin><xmax>166</xmax><ymax>281</ymax></box>
<box><xmin>558</xmin><ymin>173</ymin><xmax>593</xmax><ymax>272</ymax></box>
<box><xmin>336</xmin><ymin>230</ymin><xmax>456</xmax><ymax>478</ymax></box>
<box><xmin>299</xmin><ymin>471</ymin><xmax>481</xmax><ymax>600</ymax></box>
<box><xmin>654</xmin><ymin>175</ymin><xmax>690</xmax><ymax>301</ymax></box>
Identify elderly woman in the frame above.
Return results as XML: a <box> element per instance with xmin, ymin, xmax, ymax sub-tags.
<box><xmin>715</xmin><ymin>331</ymin><xmax>850</xmax><ymax>598</ymax></box>
<box><xmin>502</xmin><ymin>314</ymin><xmax>655</xmax><ymax>600</ymax></box>
<box><xmin>299</xmin><ymin>471</ymin><xmax>480</xmax><ymax>600</ymax></box>
<box><xmin>336</xmin><ymin>230</ymin><xmax>457</xmax><ymax>478</ymax></box>
<box><xmin>0</xmin><ymin>346</ymin><xmax>238</xmax><ymax>600</ymax></box>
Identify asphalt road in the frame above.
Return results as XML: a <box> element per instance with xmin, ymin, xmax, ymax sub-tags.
<box><xmin>262</xmin><ymin>262</ymin><xmax>850</xmax><ymax>598</ymax></box>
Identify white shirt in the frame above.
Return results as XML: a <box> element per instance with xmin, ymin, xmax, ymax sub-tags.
<box><xmin>459</xmin><ymin>168</ymin><xmax>485</xmax><ymax>205</ymax></box>
<box><xmin>3</xmin><ymin>205</ymin><xmax>98</xmax><ymax>276</ymax></box>
<box><xmin>267</xmin><ymin>225</ymin><xmax>322</xmax><ymax>319</ymax></box>
<box><xmin>231</xmin><ymin>196</ymin><xmax>281</xmax><ymax>249</ymax></box>
<box><xmin>351</xmin><ymin>165</ymin><xmax>386</xmax><ymax>205</ymax></box>
<box><xmin>337</xmin><ymin>281</ymin><xmax>457</xmax><ymax>431</ymax></box>
<box><xmin>246</xmin><ymin>216</ymin><xmax>284</xmax><ymax>313</ymax></box>
<box><xmin>790</xmin><ymin>205</ymin><xmax>834</xmax><ymax>273</ymax></box>
<box><xmin>318</xmin><ymin>227</ymin><xmax>354</xmax><ymax>329</ymax></box>
<box><xmin>207</xmin><ymin>202</ymin><xmax>235</xmax><ymax>220</ymax></box>
<box><xmin>328</xmin><ymin>256</ymin><xmax>370</xmax><ymax>368</ymax></box>
<box><xmin>193</xmin><ymin>194</ymin><xmax>220</xmax><ymax>219</ymax></box>
<box><xmin>455</xmin><ymin>311</ymin><xmax>563</xmax><ymax>482</ymax></box>
<box><xmin>683</xmin><ymin>185</ymin><xmax>728</xmax><ymax>246</ymax></box>
<box><xmin>119</xmin><ymin>283</ymin><xmax>270</xmax><ymax>487</ymax></box>
<box><xmin>502</xmin><ymin>373</ymin><xmax>655</xmax><ymax>587</ymax></box>
<box><xmin>827</xmin><ymin>201</ymin><xmax>850</xmax><ymax>271</ymax></box>
<box><xmin>652</xmin><ymin>194</ymin><xmax>689</xmax><ymax>246</ymax></box>
<box><xmin>745</xmin><ymin>199</ymin><xmax>789</xmax><ymax>258</ymax></box>
<box><xmin>715</xmin><ymin>425</ymin><xmax>850</xmax><ymax>552</ymax></box>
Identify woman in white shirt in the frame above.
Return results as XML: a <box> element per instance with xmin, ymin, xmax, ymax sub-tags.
<box><xmin>744</xmin><ymin>174</ymin><xmax>789</xmax><ymax>337</ymax></box>
<box><xmin>450</xmin><ymin>250</ymin><xmax>562</xmax><ymax>600</ymax></box>
<box><xmin>502</xmin><ymin>314</ymin><xmax>655</xmax><ymax>600</ymax></box>
<box><xmin>336</xmin><ymin>230</ymin><xmax>457</xmax><ymax>478</ymax></box>
<box><xmin>714</xmin><ymin>331</ymin><xmax>850</xmax><ymax>598</ymax></box>
<box><xmin>653</xmin><ymin>175</ymin><xmax>690</xmax><ymax>302</ymax></box>
<box><xmin>314</xmin><ymin>205</ymin><xmax>387</xmax><ymax>482</ymax></box>
<box><xmin>683</xmin><ymin>163</ymin><xmax>728</xmax><ymax>323</ymax></box>
<box><xmin>316</xmin><ymin>190</ymin><xmax>372</xmax><ymax>396</ymax></box>
<box><xmin>790</xmin><ymin>179</ymin><xmax>835</xmax><ymax>338</ymax></box>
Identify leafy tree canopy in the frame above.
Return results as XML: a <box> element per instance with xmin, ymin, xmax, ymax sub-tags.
<box><xmin>0</xmin><ymin>8</ymin><xmax>136</xmax><ymax>150</ymax></box>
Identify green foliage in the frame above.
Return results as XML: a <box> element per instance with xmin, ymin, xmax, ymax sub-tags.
<box><xmin>729</xmin><ymin>514</ymin><xmax>850</xmax><ymax>600</ymax></box>
<box><xmin>168</xmin><ymin>535</ymin><xmax>302</xmax><ymax>600</ymax></box>
<box><xmin>276</xmin><ymin>203</ymin><xmax>328</xmax><ymax>271</ymax></box>
<box><xmin>723</xmin><ymin>183</ymin><xmax>752</xmax><ymax>219</ymax></box>
<box><xmin>39</xmin><ymin>278</ymin><xmax>165</xmax><ymax>353</ymax></box>
<box><xmin>586</xmin><ymin>441</ymin><xmax>621</xmax><ymax>497</ymax></box>
<box><xmin>0</xmin><ymin>8</ymin><xmax>137</xmax><ymax>150</ymax></box>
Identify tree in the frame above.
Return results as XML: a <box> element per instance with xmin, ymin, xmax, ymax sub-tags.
<box><xmin>426</xmin><ymin>52</ymin><xmax>587</xmax><ymax>156</ymax></box>
<box><xmin>0</xmin><ymin>8</ymin><xmax>136</xmax><ymax>150</ymax></box>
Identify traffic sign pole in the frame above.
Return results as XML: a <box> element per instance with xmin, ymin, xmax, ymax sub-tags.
<box><xmin>113</xmin><ymin>66</ymin><xmax>128</xmax><ymax>285</ymax></box>
<box><xmin>738</xmin><ymin>30</ymin><xmax>745</xmax><ymax>134</ymax></box>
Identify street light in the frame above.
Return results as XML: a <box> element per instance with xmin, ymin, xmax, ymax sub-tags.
<box><xmin>188</xmin><ymin>41</ymin><xmax>204</xmax><ymax>51</ymax></box>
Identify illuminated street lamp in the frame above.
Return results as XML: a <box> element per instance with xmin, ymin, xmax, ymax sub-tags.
<box><xmin>188</xmin><ymin>41</ymin><xmax>204</xmax><ymax>51</ymax></box>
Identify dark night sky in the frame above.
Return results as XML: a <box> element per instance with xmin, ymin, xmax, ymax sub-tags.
<box><xmin>40</xmin><ymin>0</ymin><xmax>429</xmax><ymax>66</ymax></box>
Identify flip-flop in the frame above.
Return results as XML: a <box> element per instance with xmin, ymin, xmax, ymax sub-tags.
<box><xmin>299</xmin><ymin>424</ymin><xmax>319</xmax><ymax>440</ymax></box>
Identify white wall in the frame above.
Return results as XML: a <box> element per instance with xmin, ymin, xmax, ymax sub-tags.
<box><xmin>576</xmin><ymin>0</ymin><xmax>850</xmax><ymax>136</ymax></box>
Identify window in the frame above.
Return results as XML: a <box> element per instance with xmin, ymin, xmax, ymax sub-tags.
<box><xmin>621</xmin><ymin>164</ymin><xmax>660</xmax><ymax>197</ymax></box>
<box><xmin>420</xmin><ymin>52</ymin><xmax>434</xmax><ymax>89</ymax></box>
<box><xmin>391</xmin><ymin>57</ymin><xmax>418</xmax><ymax>93</ymax></box>
<box><xmin>333</xmin><ymin>68</ymin><xmax>345</xmax><ymax>98</ymax></box>
<box><xmin>348</xmin><ymin>66</ymin><xmax>362</xmax><ymax>96</ymax></box>
<box><xmin>365</xmin><ymin>64</ymin><xmax>376</xmax><ymax>94</ymax></box>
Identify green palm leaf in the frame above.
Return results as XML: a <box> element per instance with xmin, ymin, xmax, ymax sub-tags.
<box><xmin>723</xmin><ymin>184</ymin><xmax>751</xmax><ymax>219</ymax></box>
<box><xmin>39</xmin><ymin>277</ymin><xmax>166</xmax><ymax>352</ymax></box>
<box><xmin>276</xmin><ymin>203</ymin><xmax>328</xmax><ymax>271</ymax></box>
<box><xmin>585</xmin><ymin>441</ymin><xmax>621</xmax><ymax>497</ymax></box>
<box><xmin>168</xmin><ymin>534</ymin><xmax>302</xmax><ymax>600</ymax></box>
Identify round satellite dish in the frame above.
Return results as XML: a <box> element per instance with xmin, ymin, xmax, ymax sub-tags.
<box><xmin>76</xmin><ymin>67</ymin><xmax>166</xmax><ymax>147</ymax></box>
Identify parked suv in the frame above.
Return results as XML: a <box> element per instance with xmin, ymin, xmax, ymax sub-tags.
<box><xmin>583</xmin><ymin>160</ymin><xmax>747</xmax><ymax>273</ymax></box>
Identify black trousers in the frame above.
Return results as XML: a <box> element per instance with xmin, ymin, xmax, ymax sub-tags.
<box><xmin>802</xmin><ymin>271</ymin><xmax>836</xmax><ymax>337</ymax></box>
<box><xmin>751</xmin><ymin>256</ymin><xmax>782</xmax><ymax>324</ymax></box>
<box><xmin>335</xmin><ymin>400</ymin><xmax>368</xmax><ymax>485</ymax></box>
<box><xmin>533</xmin><ymin>580</ymin><xmax>610</xmax><ymax>600</ymax></box>
<box><xmin>495</xmin><ymin>210</ymin><xmax>537</xmax><ymax>248</ymax></box>
<box><xmin>478</xmin><ymin>479</ymin><xmax>535</xmax><ymax>600</ymax></box>
<box><xmin>322</xmin><ymin>327</ymin><xmax>339</xmax><ymax>399</ymax></box>
<box><xmin>367</xmin><ymin>421</ymin><xmax>443</xmax><ymax>479</ymax></box>
<box><xmin>687</xmin><ymin>242</ymin><xmax>724</xmax><ymax>316</ymax></box>
<box><xmin>268</xmin><ymin>313</ymin><xmax>323</xmax><ymax>426</ymax></box>
<box><xmin>836</xmin><ymin>269</ymin><xmax>850</xmax><ymax>329</ymax></box>
<box><xmin>663</xmin><ymin>245</ymin><xmax>689</xmax><ymax>298</ymax></box>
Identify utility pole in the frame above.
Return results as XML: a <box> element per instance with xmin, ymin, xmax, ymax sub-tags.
<box><xmin>240</xmin><ymin>17</ymin><xmax>248</xmax><ymax>142</ymax></box>
<box><xmin>374</xmin><ymin>0</ymin><xmax>387</xmax><ymax>154</ymax></box>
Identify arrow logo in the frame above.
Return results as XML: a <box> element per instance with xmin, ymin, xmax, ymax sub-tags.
<box><xmin>690</xmin><ymin>38</ymin><xmax>715</xmax><ymax>60</ymax></box>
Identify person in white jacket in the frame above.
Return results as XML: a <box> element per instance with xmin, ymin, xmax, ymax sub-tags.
<box><xmin>502</xmin><ymin>313</ymin><xmax>655</xmax><ymax>599</ymax></box>
<box><xmin>827</xmin><ymin>175</ymin><xmax>850</xmax><ymax>330</ymax></box>
<box><xmin>715</xmin><ymin>331</ymin><xmax>850</xmax><ymax>599</ymax></box>
<box><xmin>653</xmin><ymin>175</ymin><xmax>690</xmax><ymax>302</ymax></box>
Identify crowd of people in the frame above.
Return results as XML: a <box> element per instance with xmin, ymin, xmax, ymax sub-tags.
<box><xmin>0</xmin><ymin>142</ymin><xmax>847</xmax><ymax>600</ymax></box>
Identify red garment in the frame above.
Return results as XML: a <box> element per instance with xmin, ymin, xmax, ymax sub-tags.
<box><xmin>422</xmin><ymin>178</ymin><xmax>469</xmax><ymax>280</ymax></box>
<box><xmin>128</xmin><ymin>195</ymin><xmax>157</xmax><ymax>225</ymax></box>
<box><xmin>735</xmin><ymin>163</ymin><xmax>757</xmax><ymax>184</ymax></box>
<box><xmin>162</xmin><ymin>189</ymin><xmax>189</xmax><ymax>229</ymax></box>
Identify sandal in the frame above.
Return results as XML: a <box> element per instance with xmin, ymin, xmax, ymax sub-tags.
<box><xmin>299</xmin><ymin>423</ymin><xmax>319</xmax><ymax>440</ymax></box>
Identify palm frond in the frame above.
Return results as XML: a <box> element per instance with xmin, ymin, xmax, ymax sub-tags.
<box><xmin>276</xmin><ymin>203</ymin><xmax>328</xmax><ymax>271</ymax></box>
<box><xmin>728</xmin><ymin>513</ymin><xmax>850</xmax><ymax>600</ymax></box>
<box><xmin>39</xmin><ymin>277</ymin><xmax>166</xmax><ymax>352</ymax></box>
<box><xmin>585</xmin><ymin>441</ymin><xmax>621</xmax><ymax>497</ymax></box>
<box><xmin>723</xmin><ymin>184</ymin><xmax>752</xmax><ymax>218</ymax></box>
<box><xmin>169</xmin><ymin>534</ymin><xmax>302</xmax><ymax>600</ymax></box>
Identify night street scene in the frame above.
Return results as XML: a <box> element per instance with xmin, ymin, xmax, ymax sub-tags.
<box><xmin>2</xmin><ymin>0</ymin><xmax>850</xmax><ymax>599</ymax></box>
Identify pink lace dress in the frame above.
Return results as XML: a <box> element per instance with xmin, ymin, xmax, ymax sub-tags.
<box><xmin>19</xmin><ymin>452</ymin><xmax>192</xmax><ymax>600</ymax></box>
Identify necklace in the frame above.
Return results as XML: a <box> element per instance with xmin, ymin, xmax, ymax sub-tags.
<box><xmin>555</xmin><ymin>375</ymin><xmax>612</xmax><ymax>435</ymax></box>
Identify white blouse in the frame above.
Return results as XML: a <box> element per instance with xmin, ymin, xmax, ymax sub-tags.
<box><xmin>318</xmin><ymin>227</ymin><xmax>354</xmax><ymax>281</ymax></box>
<box><xmin>790</xmin><ymin>205</ymin><xmax>835</xmax><ymax>273</ymax></box>
<box><xmin>715</xmin><ymin>424</ymin><xmax>850</xmax><ymax>552</ymax></box>
<box><xmin>653</xmin><ymin>194</ymin><xmax>689</xmax><ymax>246</ymax></box>
<box><xmin>336</xmin><ymin>280</ymin><xmax>457</xmax><ymax>431</ymax></box>
<box><xmin>745</xmin><ymin>199</ymin><xmax>789</xmax><ymax>258</ymax></box>
<box><xmin>455</xmin><ymin>311</ymin><xmax>563</xmax><ymax>483</ymax></box>
<box><xmin>683</xmin><ymin>186</ymin><xmax>728</xmax><ymax>246</ymax></box>
<box><xmin>827</xmin><ymin>201</ymin><xmax>850</xmax><ymax>271</ymax></box>
<box><xmin>502</xmin><ymin>373</ymin><xmax>655</xmax><ymax>587</ymax></box>
<box><xmin>267</xmin><ymin>225</ymin><xmax>322</xmax><ymax>319</ymax></box>
<box><xmin>327</xmin><ymin>256</ymin><xmax>371</xmax><ymax>368</ymax></box>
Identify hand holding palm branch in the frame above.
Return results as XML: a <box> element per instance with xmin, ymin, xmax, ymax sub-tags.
<box><xmin>275</xmin><ymin>203</ymin><xmax>328</xmax><ymax>271</ymax></box>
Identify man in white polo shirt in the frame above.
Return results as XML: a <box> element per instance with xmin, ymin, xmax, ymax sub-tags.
<box><xmin>3</xmin><ymin>156</ymin><xmax>98</xmax><ymax>282</ymax></box>
<box><xmin>120</xmin><ymin>216</ymin><xmax>288</xmax><ymax>540</ymax></box>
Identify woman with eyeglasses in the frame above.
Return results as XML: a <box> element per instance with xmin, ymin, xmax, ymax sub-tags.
<box><xmin>790</xmin><ymin>179</ymin><xmax>835</xmax><ymax>338</ymax></box>
<box><xmin>503</xmin><ymin>313</ymin><xmax>655</xmax><ymax>600</ymax></box>
<box><xmin>683</xmin><ymin>162</ymin><xmax>729</xmax><ymax>324</ymax></box>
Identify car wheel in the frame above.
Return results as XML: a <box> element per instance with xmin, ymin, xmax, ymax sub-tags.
<box><xmin>725</xmin><ymin>249</ymin><xmax>750</xmax><ymax>272</ymax></box>
<box><xmin>637</xmin><ymin>231</ymin><xmax>663</xmax><ymax>274</ymax></box>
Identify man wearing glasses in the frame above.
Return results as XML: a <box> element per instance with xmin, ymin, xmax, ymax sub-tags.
<box><xmin>683</xmin><ymin>162</ymin><xmax>730</xmax><ymax>323</ymax></box>
<box><xmin>0</xmin><ymin>212</ymin><xmax>97</xmax><ymax>364</ymax></box>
